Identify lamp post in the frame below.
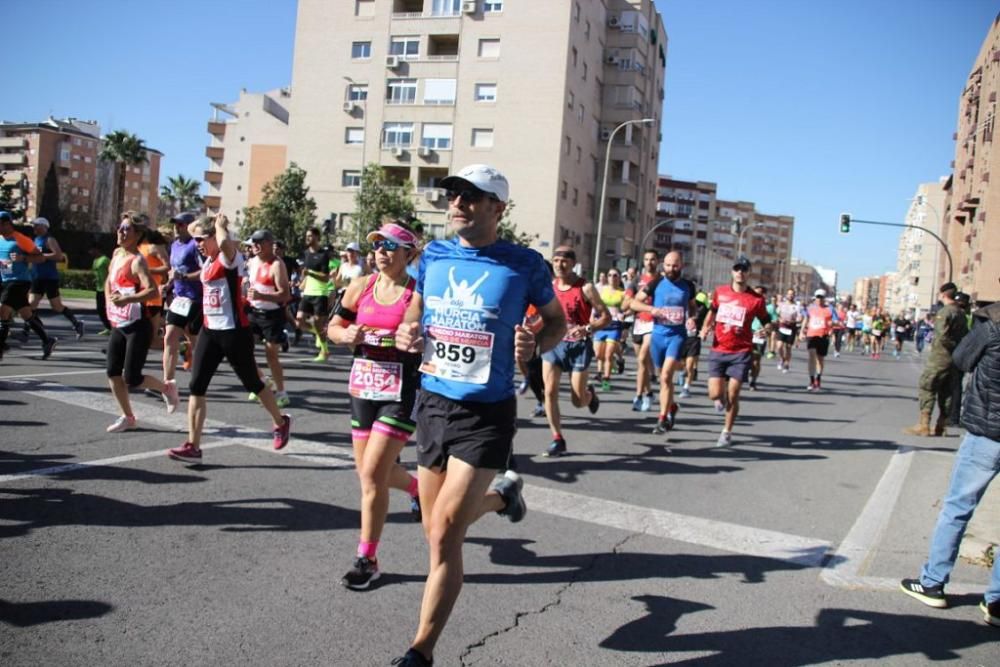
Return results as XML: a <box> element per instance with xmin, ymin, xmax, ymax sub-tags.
<box><xmin>593</xmin><ymin>117</ymin><xmax>655</xmax><ymax>283</ymax></box>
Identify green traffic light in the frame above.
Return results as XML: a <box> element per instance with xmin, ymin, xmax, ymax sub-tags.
<box><xmin>839</xmin><ymin>213</ymin><xmax>851</xmax><ymax>234</ymax></box>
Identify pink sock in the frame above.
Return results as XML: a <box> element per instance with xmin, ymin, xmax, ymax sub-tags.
<box><xmin>406</xmin><ymin>476</ymin><xmax>419</xmax><ymax>498</ymax></box>
<box><xmin>358</xmin><ymin>540</ymin><xmax>379</xmax><ymax>559</ymax></box>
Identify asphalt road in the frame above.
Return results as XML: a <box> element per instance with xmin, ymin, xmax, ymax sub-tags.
<box><xmin>1</xmin><ymin>309</ymin><xmax>997</xmax><ymax>666</ymax></box>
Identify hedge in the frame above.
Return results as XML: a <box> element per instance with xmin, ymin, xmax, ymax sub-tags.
<box><xmin>62</xmin><ymin>269</ymin><xmax>97</xmax><ymax>291</ymax></box>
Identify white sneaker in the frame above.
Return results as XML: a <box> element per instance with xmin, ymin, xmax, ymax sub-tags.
<box><xmin>714</xmin><ymin>399</ymin><xmax>726</xmax><ymax>414</ymax></box>
<box><xmin>162</xmin><ymin>380</ymin><xmax>179</xmax><ymax>414</ymax></box>
<box><xmin>107</xmin><ymin>415</ymin><xmax>137</xmax><ymax>433</ymax></box>
<box><xmin>276</xmin><ymin>391</ymin><xmax>290</xmax><ymax>408</ymax></box>
<box><xmin>715</xmin><ymin>431</ymin><xmax>732</xmax><ymax>448</ymax></box>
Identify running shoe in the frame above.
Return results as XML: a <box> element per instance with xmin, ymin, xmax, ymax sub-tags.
<box><xmin>600</xmin><ymin>378</ymin><xmax>611</xmax><ymax>392</ymax></box>
<box><xmin>106</xmin><ymin>415</ymin><xmax>137</xmax><ymax>433</ymax></box>
<box><xmin>41</xmin><ymin>337</ymin><xmax>57</xmax><ymax>360</ymax></box>
<box><xmin>530</xmin><ymin>402</ymin><xmax>545</xmax><ymax>418</ymax></box>
<box><xmin>311</xmin><ymin>352</ymin><xmax>329</xmax><ymax>362</ymax></box>
<box><xmin>293</xmin><ymin>329</ymin><xmax>303</xmax><ymax>346</ymax></box>
<box><xmin>631</xmin><ymin>396</ymin><xmax>642</xmax><ymax>411</ymax></box>
<box><xmin>544</xmin><ymin>437</ymin><xmax>567</xmax><ymax>457</ymax></box>
<box><xmin>97</xmin><ymin>328</ymin><xmax>111</xmax><ymax>336</ymax></box>
<box><xmin>781</xmin><ymin>366</ymin><xmax>789</xmax><ymax>374</ymax></box>
<box><xmin>899</xmin><ymin>578</ymin><xmax>947</xmax><ymax>608</ymax></box>
<box><xmin>73</xmin><ymin>321</ymin><xmax>85</xmax><ymax>340</ymax></box>
<box><xmin>144</xmin><ymin>388</ymin><xmax>162</xmax><ymax>400</ymax></box>
<box><xmin>980</xmin><ymin>599</ymin><xmax>1000</xmax><ymax>627</ymax></box>
<box><xmin>391</xmin><ymin>648</ymin><xmax>433</xmax><ymax>667</ymax></box>
<box><xmin>517</xmin><ymin>379</ymin><xmax>529</xmax><ymax>395</ymax></box>
<box><xmin>182</xmin><ymin>344</ymin><xmax>192</xmax><ymax>371</ymax></box>
<box><xmin>668</xmin><ymin>402</ymin><xmax>679</xmax><ymax>428</ymax></box>
<box><xmin>272</xmin><ymin>414</ymin><xmax>292</xmax><ymax>450</ymax></box>
<box><xmin>766</xmin><ymin>351</ymin><xmax>775</xmax><ymax>359</ymax></box>
<box><xmin>168</xmin><ymin>442</ymin><xmax>202</xmax><ymax>463</ymax></box>
<box><xmin>280</xmin><ymin>333</ymin><xmax>289</xmax><ymax>353</ymax></box>
<box><xmin>806</xmin><ymin>381</ymin><xmax>817</xmax><ymax>392</ymax></box>
<box><xmin>715</xmin><ymin>431</ymin><xmax>732</xmax><ymax>448</ymax></box>
<box><xmin>748</xmin><ymin>381</ymin><xmax>757</xmax><ymax>391</ymax></box>
<box><xmin>652</xmin><ymin>419</ymin><xmax>668</xmax><ymax>435</ymax></box>
<box><xmin>776</xmin><ymin>360</ymin><xmax>783</xmax><ymax>370</ymax></box>
<box><xmin>275</xmin><ymin>391</ymin><xmax>290</xmax><ymax>408</ymax></box>
<box><xmin>833</xmin><ymin>351</ymin><xmax>840</xmax><ymax>358</ymax></box>
<box><xmin>679</xmin><ymin>386</ymin><xmax>691</xmax><ymax>399</ymax></box>
<box><xmin>410</xmin><ymin>495</ymin><xmax>422</xmax><ymax>522</ymax></box>
<box><xmin>587</xmin><ymin>383</ymin><xmax>600</xmax><ymax>414</ymax></box>
<box><xmin>249</xmin><ymin>378</ymin><xmax>275</xmax><ymax>401</ymax></box>
<box><xmin>714</xmin><ymin>399</ymin><xmax>726</xmax><ymax>414</ymax></box>
<box><xmin>640</xmin><ymin>393</ymin><xmax>652</xmax><ymax>412</ymax></box>
<box><xmin>162</xmin><ymin>380</ymin><xmax>180</xmax><ymax>414</ymax></box>
<box><xmin>616</xmin><ymin>357</ymin><xmax>625</xmax><ymax>375</ymax></box>
<box><xmin>493</xmin><ymin>470</ymin><xmax>526</xmax><ymax>522</ymax></box>
<box><xmin>341</xmin><ymin>556</ymin><xmax>380</xmax><ymax>590</ymax></box>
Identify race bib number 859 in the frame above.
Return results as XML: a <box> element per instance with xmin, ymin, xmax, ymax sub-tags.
<box><xmin>420</xmin><ymin>325</ymin><xmax>494</xmax><ymax>385</ymax></box>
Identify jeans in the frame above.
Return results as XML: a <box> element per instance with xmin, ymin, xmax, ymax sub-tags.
<box><xmin>920</xmin><ymin>432</ymin><xmax>1000</xmax><ymax>603</ymax></box>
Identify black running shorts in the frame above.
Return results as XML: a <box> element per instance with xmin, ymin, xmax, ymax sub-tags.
<box><xmin>415</xmin><ymin>391</ymin><xmax>516</xmax><ymax>471</ymax></box>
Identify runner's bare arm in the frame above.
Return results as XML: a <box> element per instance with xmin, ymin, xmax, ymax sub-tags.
<box><xmin>583</xmin><ymin>282</ymin><xmax>612</xmax><ymax>331</ymax></box>
<box><xmin>45</xmin><ymin>236</ymin><xmax>66</xmax><ymax>263</ymax></box>
<box><xmin>699</xmin><ymin>310</ymin><xmax>716</xmax><ymax>340</ymax></box>
<box><xmin>328</xmin><ymin>276</ymin><xmax>368</xmax><ymax>345</ymax></box>
<box><xmin>215</xmin><ymin>214</ymin><xmax>238</xmax><ymax>263</ymax></box>
<box><xmin>533</xmin><ymin>297</ymin><xmax>568</xmax><ymax>354</ymax></box>
<box><xmin>395</xmin><ymin>292</ymin><xmax>424</xmax><ymax>353</ymax></box>
<box><xmin>625</xmin><ymin>289</ymin><xmax>652</xmax><ymax>313</ymax></box>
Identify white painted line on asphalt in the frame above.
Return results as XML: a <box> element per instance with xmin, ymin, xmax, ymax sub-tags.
<box><xmin>525</xmin><ymin>484</ymin><xmax>831</xmax><ymax>566</ymax></box>
<box><xmin>0</xmin><ymin>369</ymin><xmax>107</xmax><ymax>380</ymax></box>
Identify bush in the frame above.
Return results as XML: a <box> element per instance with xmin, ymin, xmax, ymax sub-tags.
<box><xmin>61</xmin><ymin>269</ymin><xmax>97</xmax><ymax>291</ymax></box>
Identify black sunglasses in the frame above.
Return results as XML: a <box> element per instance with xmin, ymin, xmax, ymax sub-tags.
<box><xmin>732</xmin><ymin>266</ymin><xmax>749</xmax><ymax>273</ymax></box>
<box><xmin>373</xmin><ymin>239</ymin><xmax>411</xmax><ymax>252</ymax></box>
<box><xmin>446</xmin><ymin>188</ymin><xmax>494</xmax><ymax>204</ymax></box>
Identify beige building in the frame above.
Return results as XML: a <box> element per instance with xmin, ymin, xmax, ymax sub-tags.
<box><xmin>285</xmin><ymin>0</ymin><xmax>666</xmax><ymax>271</ymax></box>
<box><xmin>940</xmin><ymin>16</ymin><xmax>1000</xmax><ymax>304</ymax></box>
<box><xmin>204</xmin><ymin>88</ymin><xmax>291</xmax><ymax>225</ymax></box>
<box><xmin>890</xmin><ymin>180</ymin><xmax>948</xmax><ymax>317</ymax></box>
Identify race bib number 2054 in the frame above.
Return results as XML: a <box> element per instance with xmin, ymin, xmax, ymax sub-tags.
<box><xmin>420</xmin><ymin>325</ymin><xmax>494</xmax><ymax>385</ymax></box>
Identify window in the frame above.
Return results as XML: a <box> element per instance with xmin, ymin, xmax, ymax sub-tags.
<box><xmin>73</xmin><ymin>153</ymin><xmax>81</xmax><ymax>160</ymax></box>
<box><xmin>389</xmin><ymin>36</ymin><xmax>420</xmax><ymax>59</ymax></box>
<box><xmin>72</xmin><ymin>170</ymin><xmax>79</xmax><ymax>178</ymax></box>
<box><xmin>71</xmin><ymin>187</ymin><xmax>78</xmax><ymax>195</ymax></box>
<box><xmin>571</xmin><ymin>47</ymin><xmax>578</xmax><ymax>67</ymax></box>
<box><xmin>475</xmin><ymin>83</ymin><xmax>497</xmax><ymax>102</ymax></box>
<box><xmin>70</xmin><ymin>203</ymin><xmax>78</xmax><ymax>212</ymax></box>
<box><xmin>577</xmin><ymin>103</ymin><xmax>584</xmax><ymax>121</ymax></box>
<box><xmin>84</xmin><ymin>156</ymin><xmax>92</xmax><ymax>163</ymax></box>
<box><xmin>351</xmin><ymin>41</ymin><xmax>371</xmax><ymax>59</ymax></box>
<box><xmin>346</xmin><ymin>127</ymin><xmax>364</xmax><ymax>144</ymax></box>
<box><xmin>471</xmin><ymin>128</ymin><xmax>494</xmax><ymax>148</ymax></box>
<box><xmin>386</xmin><ymin>78</ymin><xmax>417</xmax><ymax>104</ymax></box>
<box><xmin>421</xmin><ymin>123</ymin><xmax>453</xmax><ymax>149</ymax></box>
<box><xmin>82</xmin><ymin>205</ymin><xmax>89</xmax><ymax>213</ymax></box>
<box><xmin>60</xmin><ymin>148</ymin><xmax>70</xmax><ymax>161</ymax></box>
<box><xmin>348</xmin><ymin>84</ymin><xmax>368</xmax><ymax>101</ymax></box>
<box><xmin>564</xmin><ymin>136</ymin><xmax>571</xmax><ymax>156</ymax></box>
<box><xmin>73</xmin><ymin>137</ymin><xmax>82</xmax><ymax>146</ymax></box>
<box><xmin>483</xmin><ymin>1</ymin><xmax>503</xmax><ymax>12</ymax></box>
<box><xmin>567</xmin><ymin>91</ymin><xmax>574</xmax><ymax>109</ymax></box>
<box><xmin>423</xmin><ymin>78</ymin><xmax>456</xmax><ymax>104</ymax></box>
<box><xmin>355</xmin><ymin>0</ymin><xmax>375</xmax><ymax>16</ymax></box>
<box><xmin>572</xmin><ymin>188</ymin><xmax>579</xmax><ymax>206</ymax></box>
<box><xmin>343</xmin><ymin>171</ymin><xmax>361</xmax><ymax>188</ymax></box>
<box><xmin>478</xmin><ymin>38</ymin><xmax>500</xmax><ymax>58</ymax></box>
<box><xmin>383</xmin><ymin>122</ymin><xmax>414</xmax><ymax>147</ymax></box>
<box><xmin>431</xmin><ymin>0</ymin><xmax>460</xmax><ymax>15</ymax></box>
<box><xmin>560</xmin><ymin>181</ymin><xmax>568</xmax><ymax>200</ymax></box>
<box><xmin>576</xmin><ymin>146</ymin><xmax>582</xmax><ymax>163</ymax></box>
<box><xmin>574</xmin><ymin>2</ymin><xmax>580</xmax><ymax>21</ymax></box>
<box><xmin>585</xmin><ymin>20</ymin><xmax>590</xmax><ymax>38</ymax></box>
<box><xmin>582</xmin><ymin>62</ymin><xmax>588</xmax><ymax>80</ymax></box>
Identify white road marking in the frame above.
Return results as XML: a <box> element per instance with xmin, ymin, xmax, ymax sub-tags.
<box><xmin>0</xmin><ymin>369</ymin><xmax>107</xmax><ymax>380</ymax></box>
<box><xmin>526</xmin><ymin>485</ymin><xmax>832</xmax><ymax>566</ymax></box>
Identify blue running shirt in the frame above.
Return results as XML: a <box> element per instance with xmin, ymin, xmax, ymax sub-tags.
<box><xmin>644</xmin><ymin>276</ymin><xmax>694</xmax><ymax>336</ymax></box>
<box><xmin>417</xmin><ymin>238</ymin><xmax>554</xmax><ymax>402</ymax></box>
<box><xmin>31</xmin><ymin>235</ymin><xmax>59</xmax><ymax>280</ymax></box>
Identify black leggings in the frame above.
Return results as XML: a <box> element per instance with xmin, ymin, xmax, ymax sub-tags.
<box><xmin>527</xmin><ymin>353</ymin><xmax>544</xmax><ymax>404</ymax></box>
<box><xmin>95</xmin><ymin>291</ymin><xmax>112</xmax><ymax>330</ymax></box>
<box><xmin>106</xmin><ymin>319</ymin><xmax>152</xmax><ymax>387</ymax></box>
<box><xmin>189</xmin><ymin>327</ymin><xmax>265</xmax><ymax>397</ymax></box>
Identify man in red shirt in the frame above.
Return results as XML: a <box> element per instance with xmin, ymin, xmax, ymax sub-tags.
<box><xmin>800</xmin><ymin>289</ymin><xmax>837</xmax><ymax>391</ymax></box>
<box><xmin>623</xmin><ymin>249</ymin><xmax>659</xmax><ymax>411</ymax></box>
<box><xmin>699</xmin><ymin>257</ymin><xmax>771</xmax><ymax>447</ymax></box>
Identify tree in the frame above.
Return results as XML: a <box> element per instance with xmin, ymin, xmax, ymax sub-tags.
<box><xmin>0</xmin><ymin>180</ymin><xmax>23</xmax><ymax>220</ymax></box>
<box><xmin>496</xmin><ymin>198</ymin><xmax>537</xmax><ymax>247</ymax></box>
<box><xmin>99</xmin><ymin>130</ymin><xmax>148</xmax><ymax>222</ymax></box>
<box><xmin>160</xmin><ymin>174</ymin><xmax>203</xmax><ymax>216</ymax></box>
<box><xmin>241</xmin><ymin>163</ymin><xmax>317</xmax><ymax>257</ymax></box>
<box><xmin>38</xmin><ymin>163</ymin><xmax>63</xmax><ymax>229</ymax></box>
<box><xmin>352</xmin><ymin>163</ymin><xmax>415</xmax><ymax>245</ymax></box>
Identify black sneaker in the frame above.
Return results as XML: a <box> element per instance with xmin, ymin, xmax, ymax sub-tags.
<box><xmin>616</xmin><ymin>357</ymin><xmax>625</xmax><ymax>375</ymax></box>
<box><xmin>493</xmin><ymin>471</ymin><xmax>526</xmax><ymax>522</ymax></box>
<box><xmin>41</xmin><ymin>337</ymin><xmax>57</xmax><ymax>360</ymax></box>
<box><xmin>74</xmin><ymin>321</ymin><xmax>85</xmax><ymax>340</ymax></box>
<box><xmin>391</xmin><ymin>648</ymin><xmax>433</xmax><ymax>666</ymax></box>
<box><xmin>587</xmin><ymin>383</ymin><xmax>600</xmax><ymax>414</ymax></box>
<box><xmin>981</xmin><ymin>599</ymin><xmax>1000</xmax><ymax>627</ymax></box>
<box><xmin>652</xmin><ymin>419</ymin><xmax>668</xmax><ymax>435</ymax></box>
<box><xmin>668</xmin><ymin>402</ymin><xmax>678</xmax><ymax>428</ymax></box>
<box><xmin>900</xmin><ymin>578</ymin><xmax>947</xmax><ymax>608</ymax></box>
<box><xmin>341</xmin><ymin>556</ymin><xmax>380</xmax><ymax>590</ymax></box>
<box><xmin>409</xmin><ymin>495</ymin><xmax>422</xmax><ymax>522</ymax></box>
<box><xmin>544</xmin><ymin>437</ymin><xmax>567</xmax><ymax>457</ymax></box>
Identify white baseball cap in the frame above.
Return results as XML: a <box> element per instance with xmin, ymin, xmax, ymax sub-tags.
<box><xmin>32</xmin><ymin>217</ymin><xmax>50</xmax><ymax>228</ymax></box>
<box><xmin>814</xmin><ymin>289</ymin><xmax>827</xmax><ymax>298</ymax></box>
<box><xmin>439</xmin><ymin>164</ymin><xmax>509</xmax><ymax>203</ymax></box>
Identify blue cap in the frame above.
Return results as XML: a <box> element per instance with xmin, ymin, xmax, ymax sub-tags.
<box><xmin>0</xmin><ymin>211</ymin><xmax>12</xmax><ymax>221</ymax></box>
<box><xmin>171</xmin><ymin>212</ymin><xmax>196</xmax><ymax>224</ymax></box>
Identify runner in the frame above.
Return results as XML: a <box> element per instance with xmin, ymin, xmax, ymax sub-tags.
<box><xmin>23</xmin><ymin>217</ymin><xmax>86</xmax><ymax>340</ymax></box>
<box><xmin>765</xmin><ymin>294</ymin><xmax>779</xmax><ymax>359</ymax></box>
<box><xmin>832</xmin><ymin>301</ymin><xmax>847</xmax><ymax>358</ymax></box>
<box><xmin>89</xmin><ymin>243</ymin><xmax>112</xmax><ymax>335</ymax></box>
<box><xmin>800</xmin><ymin>289</ymin><xmax>836</xmax><ymax>391</ymax></box>
<box><xmin>541</xmin><ymin>245</ymin><xmax>609</xmax><ymax>456</ymax></box>
<box><xmin>0</xmin><ymin>211</ymin><xmax>57</xmax><ymax>361</ymax></box>
<box><xmin>166</xmin><ymin>215</ymin><xmax>291</xmax><ymax>463</ymax></box>
<box><xmin>245</xmin><ymin>229</ymin><xmax>291</xmax><ymax>408</ymax></box>
<box><xmin>748</xmin><ymin>286</ymin><xmax>769</xmax><ymax>390</ymax></box>
<box><xmin>698</xmin><ymin>256</ymin><xmax>771</xmax><ymax>447</ymax></box>
<box><xmin>861</xmin><ymin>308</ymin><xmax>874</xmax><ymax>355</ymax></box>
<box><xmin>295</xmin><ymin>228</ymin><xmax>337</xmax><ymax>362</ymax></box>
<box><xmin>844</xmin><ymin>303</ymin><xmax>860</xmax><ymax>353</ymax></box>
<box><xmin>774</xmin><ymin>288</ymin><xmax>800</xmax><ymax>373</ymax></box>
<box><xmin>593</xmin><ymin>268</ymin><xmax>626</xmax><ymax>391</ymax></box>
<box><xmin>135</xmin><ymin>216</ymin><xmax>170</xmax><ymax>351</ymax></box>
<box><xmin>871</xmin><ymin>310</ymin><xmax>887</xmax><ymax>359</ymax></box>
<box><xmin>104</xmin><ymin>217</ymin><xmax>179</xmax><ymax>432</ymax></box>
<box><xmin>328</xmin><ymin>220</ymin><xmax>423</xmax><ymax>590</ymax></box>
<box><xmin>892</xmin><ymin>312</ymin><xmax>912</xmax><ymax>359</ymax></box>
<box><xmin>391</xmin><ymin>164</ymin><xmax>566</xmax><ymax>666</ymax></box>
<box><xmin>627</xmin><ymin>251</ymin><xmax>696</xmax><ymax>434</ymax></box>
<box><xmin>623</xmin><ymin>249</ymin><xmax>659</xmax><ymax>411</ymax></box>
<box><xmin>162</xmin><ymin>213</ymin><xmax>202</xmax><ymax>386</ymax></box>
<box><xmin>680</xmin><ymin>291</ymin><xmax>710</xmax><ymax>398</ymax></box>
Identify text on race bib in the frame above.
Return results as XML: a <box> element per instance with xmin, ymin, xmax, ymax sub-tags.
<box><xmin>349</xmin><ymin>358</ymin><xmax>403</xmax><ymax>401</ymax></box>
<box><xmin>717</xmin><ymin>302</ymin><xmax>747</xmax><ymax>327</ymax></box>
<box><xmin>420</xmin><ymin>325</ymin><xmax>494</xmax><ymax>385</ymax></box>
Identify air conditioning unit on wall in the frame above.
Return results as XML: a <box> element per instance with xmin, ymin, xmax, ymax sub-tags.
<box><xmin>391</xmin><ymin>147</ymin><xmax>405</xmax><ymax>157</ymax></box>
<box><xmin>386</xmin><ymin>55</ymin><xmax>400</xmax><ymax>69</ymax></box>
<box><xmin>417</xmin><ymin>146</ymin><xmax>432</xmax><ymax>157</ymax></box>
<box><xmin>600</xmin><ymin>128</ymin><xmax>612</xmax><ymax>140</ymax></box>
<box><xmin>463</xmin><ymin>1</ymin><xmax>476</xmax><ymax>14</ymax></box>
<box><xmin>342</xmin><ymin>102</ymin><xmax>356</xmax><ymax>112</ymax></box>
<box><xmin>425</xmin><ymin>189</ymin><xmax>440</xmax><ymax>202</ymax></box>
<box><xmin>608</xmin><ymin>16</ymin><xmax>620</xmax><ymax>27</ymax></box>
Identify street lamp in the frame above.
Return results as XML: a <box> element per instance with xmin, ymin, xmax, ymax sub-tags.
<box><xmin>593</xmin><ymin>117</ymin><xmax>655</xmax><ymax>283</ymax></box>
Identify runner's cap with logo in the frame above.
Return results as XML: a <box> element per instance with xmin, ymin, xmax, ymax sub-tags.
<box><xmin>439</xmin><ymin>164</ymin><xmax>509</xmax><ymax>203</ymax></box>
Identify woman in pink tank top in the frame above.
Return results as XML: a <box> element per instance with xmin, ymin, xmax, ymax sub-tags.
<box><xmin>327</xmin><ymin>220</ymin><xmax>423</xmax><ymax>590</ymax></box>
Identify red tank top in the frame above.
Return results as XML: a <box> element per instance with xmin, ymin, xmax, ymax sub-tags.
<box><xmin>554</xmin><ymin>277</ymin><xmax>591</xmax><ymax>330</ymax></box>
<box><xmin>248</xmin><ymin>257</ymin><xmax>279</xmax><ymax>310</ymax></box>
<box><xmin>107</xmin><ymin>251</ymin><xmax>144</xmax><ymax>328</ymax></box>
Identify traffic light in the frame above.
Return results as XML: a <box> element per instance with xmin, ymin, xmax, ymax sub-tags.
<box><xmin>839</xmin><ymin>213</ymin><xmax>851</xmax><ymax>234</ymax></box>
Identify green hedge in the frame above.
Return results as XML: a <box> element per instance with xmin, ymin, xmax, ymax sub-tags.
<box><xmin>61</xmin><ymin>269</ymin><xmax>97</xmax><ymax>291</ymax></box>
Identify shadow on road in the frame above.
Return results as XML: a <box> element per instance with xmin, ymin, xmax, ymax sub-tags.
<box><xmin>0</xmin><ymin>597</ymin><xmax>114</xmax><ymax>627</ymax></box>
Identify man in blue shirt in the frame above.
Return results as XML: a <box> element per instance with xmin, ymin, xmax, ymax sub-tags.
<box><xmin>392</xmin><ymin>165</ymin><xmax>566</xmax><ymax>667</ymax></box>
<box><xmin>25</xmin><ymin>217</ymin><xmax>85</xmax><ymax>340</ymax></box>
<box><xmin>0</xmin><ymin>211</ymin><xmax>57</xmax><ymax>360</ymax></box>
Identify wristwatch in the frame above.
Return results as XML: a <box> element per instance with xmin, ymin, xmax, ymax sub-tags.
<box><xmin>585</xmin><ymin>324</ymin><xmax>593</xmax><ymax>335</ymax></box>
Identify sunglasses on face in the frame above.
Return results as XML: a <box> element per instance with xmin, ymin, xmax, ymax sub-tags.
<box><xmin>117</xmin><ymin>224</ymin><xmax>132</xmax><ymax>233</ymax></box>
<box><xmin>373</xmin><ymin>239</ymin><xmax>409</xmax><ymax>252</ymax></box>
<box><xmin>446</xmin><ymin>188</ymin><xmax>493</xmax><ymax>204</ymax></box>
<box><xmin>732</xmin><ymin>267</ymin><xmax>749</xmax><ymax>273</ymax></box>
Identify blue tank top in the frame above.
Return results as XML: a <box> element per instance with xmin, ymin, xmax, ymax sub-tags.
<box><xmin>0</xmin><ymin>232</ymin><xmax>36</xmax><ymax>282</ymax></box>
<box><xmin>417</xmin><ymin>238</ymin><xmax>554</xmax><ymax>402</ymax></box>
<box><xmin>32</xmin><ymin>235</ymin><xmax>59</xmax><ymax>280</ymax></box>
<box><xmin>170</xmin><ymin>238</ymin><xmax>203</xmax><ymax>299</ymax></box>
<box><xmin>646</xmin><ymin>275</ymin><xmax>694</xmax><ymax>335</ymax></box>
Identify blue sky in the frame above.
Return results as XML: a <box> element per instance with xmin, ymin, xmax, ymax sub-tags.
<box><xmin>4</xmin><ymin>0</ymin><xmax>996</xmax><ymax>288</ymax></box>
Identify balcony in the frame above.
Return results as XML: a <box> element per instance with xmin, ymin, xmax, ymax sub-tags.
<box><xmin>205</xmin><ymin>146</ymin><xmax>224</xmax><ymax>159</ymax></box>
<box><xmin>204</xmin><ymin>170</ymin><xmax>223</xmax><ymax>185</ymax></box>
<box><xmin>207</xmin><ymin>121</ymin><xmax>226</xmax><ymax>137</ymax></box>
<box><xmin>0</xmin><ymin>137</ymin><xmax>26</xmax><ymax>149</ymax></box>
<box><xmin>203</xmin><ymin>195</ymin><xmax>221</xmax><ymax>209</ymax></box>
<box><xmin>0</xmin><ymin>153</ymin><xmax>26</xmax><ymax>166</ymax></box>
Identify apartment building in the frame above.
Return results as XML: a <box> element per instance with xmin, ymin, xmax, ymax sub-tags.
<box><xmin>789</xmin><ymin>259</ymin><xmax>826</xmax><ymax>300</ymax></box>
<box><xmin>0</xmin><ymin>117</ymin><xmax>162</xmax><ymax>230</ymax></box>
<box><xmin>204</xmin><ymin>88</ymin><xmax>291</xmax><ymax>222</ymax></box>
<box><xmin>890</xmin><ymin>180</ymin><xmax>948</xmax><ymax>317</ymax></box>
<box><xmin>285</xmin><ymin>0</ymin><xmax>666</xmax><ymax>271</ymax></box>
<box><xmin>940</xmin><ymin>14</ymin><xmax>1000</xmax><ymax>304</ymax></box>
<box><xmin>853</xmin><ymin>274</ymin><xmax>890</xmax><ymax>311</ymax></box>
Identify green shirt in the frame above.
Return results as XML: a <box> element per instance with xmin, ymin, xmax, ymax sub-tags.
<box><xmin>92</xmin><ymin>255</ymin><xmax>110</xmax><ymax>292</ymax></box>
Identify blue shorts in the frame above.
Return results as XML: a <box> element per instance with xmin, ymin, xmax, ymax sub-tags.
<box><xmin>542</xmin><ymin>339</ymin><xmax>594</xmax><ymax>373</ymax></box>
<box><xmin>593</xmin><ymin>327</ymin><xmax>622</xmax><ymax>342</ymax></box>
<box><xmin>649</xmin><ymin>330</ymin><xmax>686</xmax><ymax>369</ymax></box>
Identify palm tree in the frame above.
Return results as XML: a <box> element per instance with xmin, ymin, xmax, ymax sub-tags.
<box><xmin>160</xmin><ymin>174</ymin><xmax>203</xmax><ymax>215</ymax></box>
<box><xmin>99</xmin><ymin>130</ymin><xmax>148</xmax><ymax>223</ymax></box>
